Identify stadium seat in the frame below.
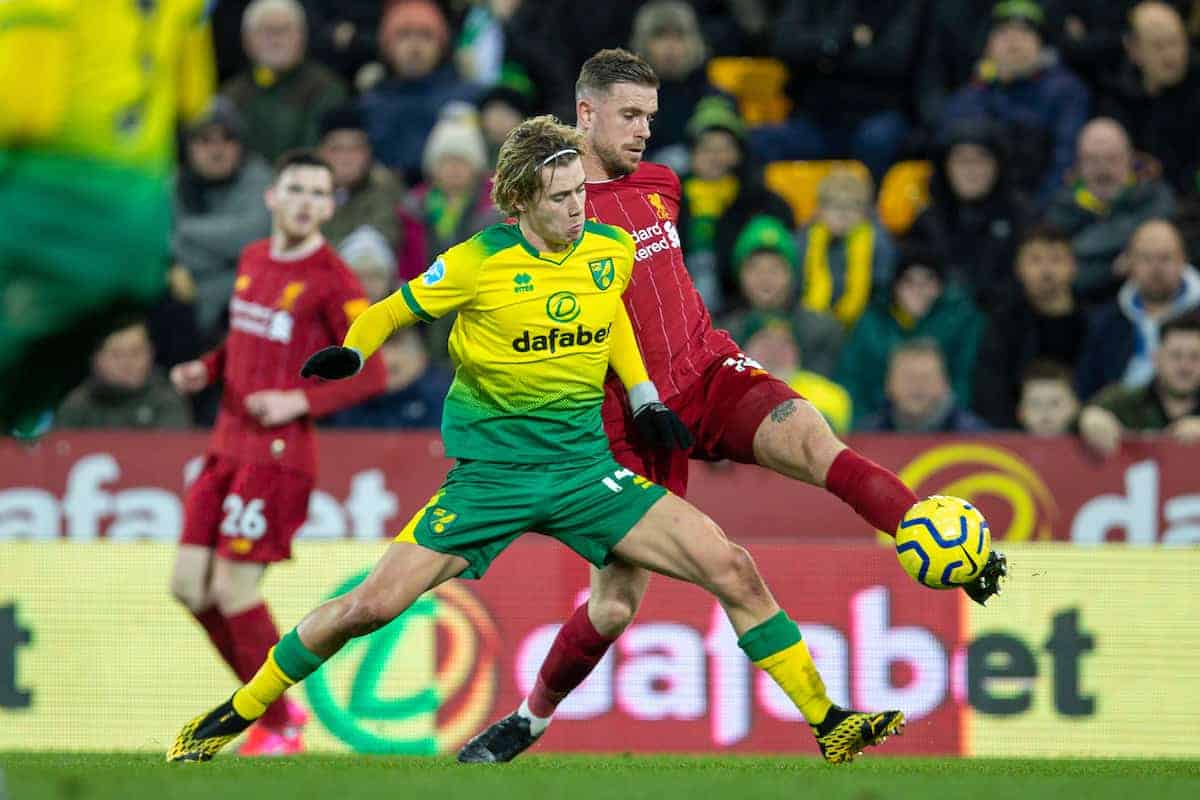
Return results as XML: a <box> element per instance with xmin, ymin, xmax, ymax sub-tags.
<box><xmin>877</xmin><ymin>160</ymin><xmax>933</xmax><ymax>236</ymax></box>
<box><xmin>763</xmin><ymin>160</ymin><xmax>871</xmax><ymax>226</ymax></box>
<box><xmin>706</xmin><ymin>57</ymin><xmax>791</xmax><ymax>126</ymax></box>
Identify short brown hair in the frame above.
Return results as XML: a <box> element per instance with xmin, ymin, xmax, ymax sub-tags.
<box><xmin>491</xmin><ymin>115</ymin><xmax>587</xmax><ymax>216</ymax></box>
<box><xmin>1021</xmin><ymin>358</ymin><xmax>1074</xmax><ymax>387</ymax></box>
<box><xmin>1018</xmin><ymin>221</ymin><xmax>1071</xmax><ymax>252</ymax></box>
<box><xmin>273</xmin><ymin>148</ymin><xmax>333</xmax><ymax>180</ymax></box>
<box><xmin>576</xmin><ymin>48</ymin><xmax>660</xmax><ymax>100</ymax></box>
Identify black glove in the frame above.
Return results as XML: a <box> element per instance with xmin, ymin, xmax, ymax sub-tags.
<box><xmin>962</xmin><ymin>551</ymin><xmax>1007</xmax><ymax>607</ymax></box>
<box><xmin>300</xmin><ymin>346</ymin><xmax>362</xmax><ymax>380</ymax></box>
<box><xmin>633</xmin><ymin>402</ymin><xmax>693</xmax><ymax>450</ymax></box>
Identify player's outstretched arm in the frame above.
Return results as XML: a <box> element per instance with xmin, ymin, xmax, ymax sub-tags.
<box><xmin>608</xmin><ymin>304</ymin><xmax>693</xmax><ymax>450</ymax></box>
<box><xmin>302</xmin><ymin>290</ymin><xmax>419</xmax><ymax>380</ymax></box>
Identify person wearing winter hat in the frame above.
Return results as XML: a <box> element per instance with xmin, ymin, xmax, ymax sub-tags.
<box><xmin>360</xmin><ymin>0</ymin><xmax>477</xmax><ymax>184</ymax></box>
<box><xmin>338</xmin><ymin>225</ymin><xmax>399</xmax><ymax>304</ymax></box>
<box><xmin>317</xmin><ymin>104</ymin><xmax>406</xmax><ymax>252</ymax></box>
<box><xmin>677</xmin><ymin>97</ymin><xmax>792</xmax><ymax>313</ymax></box>
<box><xmin>222</xmin><ymin>0</ymin><xmax>348</xmax><ymax>163</ymax></box>
<box><xmin>719</xmin><ymin>216</ymin><xmax>844</xmax><ymax>378</ymax></box>
<box><xmin>834</xmin><ymin>244</ymin><xmax>982</xmax><ymax>427</ymax></box>
<box><xmin>174</xmin><ymin>97</ymin><xmax>274</xmax><ymax>346</ymax></box>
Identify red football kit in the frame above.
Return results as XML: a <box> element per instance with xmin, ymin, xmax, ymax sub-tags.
<box><xmin>586</xmin><ymin>162</ymin><xmax>799</xmax><ymax>495</ymax></box>
<box><xmin>182</xmin><ymin>239</ymin><xmax>386</xmax><ymax>562</ymax></box>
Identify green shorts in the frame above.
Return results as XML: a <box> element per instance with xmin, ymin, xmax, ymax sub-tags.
<box><xmin>395</xmin><ymin>454</ymin><xmax>668</xmax><ymax>579</ymax></box>
<box><xmin>0</xmin><ymin>150</ymin><xmax>170</xmax><ymax>429</ymax></box>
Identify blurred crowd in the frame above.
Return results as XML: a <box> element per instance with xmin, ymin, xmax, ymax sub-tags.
<box><xmin>61</xmin><ymin>0</ymin><xmax>1200</xmax><ymax>454</ymax></box>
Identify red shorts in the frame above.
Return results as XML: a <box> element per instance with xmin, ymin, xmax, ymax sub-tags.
<box><xmin>603</xmin><ymin>352</ymin><xmax>802</xmax><ymax>497</ymax></box>
<box><xmin>180</xmin><ymin>454</ymin><xmax>314</xmax><ymax>563</ymax></box>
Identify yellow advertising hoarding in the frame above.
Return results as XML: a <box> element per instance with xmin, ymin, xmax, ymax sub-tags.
<box><xmin>967</xmin><ymin>545</ymin><xmax>1200</xmax><ymax>757</ymax></box>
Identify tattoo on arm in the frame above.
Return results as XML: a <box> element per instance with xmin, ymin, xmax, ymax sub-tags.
<box><xmin>770</xmin><ymin>400</ymin><xmax>797</xmax><ymax>424</ymax></box>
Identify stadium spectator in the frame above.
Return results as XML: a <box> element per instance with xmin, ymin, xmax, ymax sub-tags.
<box><xmin>1017</xmin><ymin>359</ymin><xmax>1081</xmax><ymax>435</ymax></box>
<box><xmin>1098</xmin><ymin>2</ymin><xmax>1200</xmax><ymax>198</ymax></box>
<box><xmin>739</xmin><ymin>314</ymin><xmax>853</xmax><ymax>434</ymax></box>
<box><xmin>303</xmin><ymin>0</ymin><xmax>388</xmax><ymax>83</ymax></box>
<box><xmin>325</xmin><ymin>329</ymin><xmax>451</xmax><ymax>429</ymax></box>
<box><xmin>755</xmin><ymin>0</ymin><xmax>924</xmax><ymax>179</ymax></box>
<box><xmin>403</xmin><ymin>110</ymin><xmax>500</xmax><ymax>271</ymax></box>
<box><xmin>677</xmin><ymin>99</ymin><xmax>793</xmax><ymax>313</ymax></box>
<box><xmin>1076</xmin><ymin>219</ymin><xmax>1200</xmax><ymax>399</ymax></box>
<box><xmin>857</xmin><ymin>339</ymin><xmax>990</xmax><ymax>433</ymax></box>
<box><xmin>317</xmin><ymin>106</ymin><xmax>405</xmax><ymax>253</ymax></box>
<box><xmin>338</xmin><ymin>226</ymin><xmax>397</xmax><ymax>305</ymax></box>
<box><xmin>57</xmin><ymin>319</ymin><xmax>191</xmax><ymax>430</ymax></box>
<box><xmin>629</xmin><ymin>2</ymin><xmax>727</xmax><ymax>172</ymax></box>
<box><xmin>941</xmin><ymin>1</ymin><xmax>1090</xmax><ymax>208</ymax></box>
<box><xmin>476</xmin><ymin>85</ymin><xmax>535</xmax><ymax>168</ymax></box>
<box><xmin>836</xmin><ymin>247</ymin><xmax>982</xmax><ymax>428</ymax></box>
<box><xmin>1045</xmin><ymin>117</ymin><xmax>1176</xmax><ymax>305</ymax></box>
<box><xmin>905</xmin><ymin>117</ymin><xmax>1027</xmax><ymax>309</ymax></box>
<box><xmin>221</xmin><ymin>0</ymin><xmax>348</xmax><ymax>163</ymax></box>
<box><xmin>796</xmin><ymin>168</ymin><xmax>897</xmax><ymax>329</ymax></box>
<box><xmin>1079</xmin><ymin>313</ymin><xmax>1200</xmax><ymax>455</ymax></box>
<box><xmin>974</xmin><ymin>224</ymin><xmax>1089</xmax><ymax>427</ymax></box>
<box><xmin>689</xmin><ymin>0</ymin><xmax>774</xmax><ymax>56</ymax></box>
<box><xmin>172</xmin><ymin>99</ymin><xmax>273</xmax><ymax>346</ymax></box>
<box><xmin>360</xmin><ymin>0</ymin><xmax>478</xmax><ymax>185</ymax></box>
<box><xmin>719</xmin><ymin>216</ymin><xmax>844</xmax><ymax>378</ymax></box>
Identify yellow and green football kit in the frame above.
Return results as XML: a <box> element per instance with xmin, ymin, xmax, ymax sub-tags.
<box><xmin>0</xmin><ymin>0</ymin><xmax>215</xmax><ymax>431</ymax></box>
<box><xmin>343</xmin><ymin>221</ymin><xmax>668</xmax><ymax>577</ymax></box>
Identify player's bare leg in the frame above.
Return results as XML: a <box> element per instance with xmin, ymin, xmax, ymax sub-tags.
<box><xmin>459</xmin><ymin>494</ymin><xmax>903</xmax><ymax>765</ymax></box>
<box><xmin>168</xmin><ymin>543</ymin><xmax>467</xmax><ymax>762</ymax></box>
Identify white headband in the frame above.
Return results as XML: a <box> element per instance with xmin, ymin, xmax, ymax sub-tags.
<box><xmin>537</xmin><ymin>148</ymin><xmax>578</xmax><ymax>169</ymax></box>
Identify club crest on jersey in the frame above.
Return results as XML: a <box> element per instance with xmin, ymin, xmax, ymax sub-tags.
<box><xmin>647</xmin><ymin>193</ymin><xmax>671</xmax><ymax>221</ymax></box>
<box><xmin>588</xmin><ymin>258</ymin><xmax>615</xmax><ymax>290</ymax></box>
<box><xmin>422</xmin><ymin>258</ymin><xmax>446</xmax><ymax>286</ymax></box>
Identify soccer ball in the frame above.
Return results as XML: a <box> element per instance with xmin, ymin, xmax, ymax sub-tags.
<box><xmin>895</xmin><ymin>496</ymin><xmax>991</xmax><ymax>589</ymax></box>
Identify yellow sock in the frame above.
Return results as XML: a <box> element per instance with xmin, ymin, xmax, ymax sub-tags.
<box><xmin>231</xmin><ymin>647</ymin><xmax>295</xmax><ymax>720</ymax></box>
<box><xmin>754</xmin><ymin>640</ymin><xmax>833</xmax><ymax>725</ymax></box>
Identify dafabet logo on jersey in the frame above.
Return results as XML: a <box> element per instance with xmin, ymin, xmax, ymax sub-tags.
<box><xmin>511</xmin><ymin>323</ymin><xmax>613</xmax><ymax>353</ymax></box>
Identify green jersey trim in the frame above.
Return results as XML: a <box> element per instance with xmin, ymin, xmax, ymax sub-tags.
<box><xmin>583</xmin><ymin>219</ymin><xmax>632</xmax><ymax>246</ymax></box>
<box><xmin>513</xmin><ymin>224</ymin><xmax>584</xmax><ymax>265</ymax></box>
<box><xmin>401</xmin><ymin>283</ymin><xmax>435</xmax><ymax>323</ymax></box>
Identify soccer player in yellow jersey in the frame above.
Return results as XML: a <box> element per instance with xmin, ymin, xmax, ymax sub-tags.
<box><xmin>0</xmin><ymin>0</ymin><xmax>215</xmax><ymax>434</ymax></box>
<box><xmin>167</xmin><ymin>117</ymin><xmax>903</xmax><ymax>764</ymax></box>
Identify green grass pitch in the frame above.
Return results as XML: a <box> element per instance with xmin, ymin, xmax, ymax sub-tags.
<box><xmin>3</xmin><ymin>754</ymin><xmax>1198</xmax><ymax>800</ymax></box>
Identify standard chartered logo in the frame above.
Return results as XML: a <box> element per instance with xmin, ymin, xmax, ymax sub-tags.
<box><xmin>306</xmin><ymin>574</ymin><xmax>499</xmax><ymax>753</ymax></box>
<box><xmin>545</xmin><ymin>291</ymin><xmax>580</xmax><ymax>322</ymax></box>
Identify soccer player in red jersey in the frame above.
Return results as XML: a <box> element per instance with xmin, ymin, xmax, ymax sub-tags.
<box><xmin>458</xmin><ymin>49</ymin><xmax>1007</xmax><ymax>763</ymax></box>
<box><xmin>168</xmin><ymin>150</ymin><xmax>386</xmax><ymax>756</ymax></box>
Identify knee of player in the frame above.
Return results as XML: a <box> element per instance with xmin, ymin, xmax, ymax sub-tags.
<box><xmin>708</xmin><ymin>543</ymin><xmax>766</xmax><ymax>603</ymax></box>
<box><xmin>341</xmin><ymin>589</ymin><xmax>400</xmax><ymax>638</ymax></box>
<box><xmin>208</xmin><ymin>571</ymin><xmax>261</xmax><ymax>614</ymax></box>
<box><xmin>588</xmin><ymin>595</ymin><xmax>638</xmax><ymax>638</ymax></box>
<box><xmin>169</xmin><ymin>570</ymin><xmax>210</xmax><ymax>612</ymax></box>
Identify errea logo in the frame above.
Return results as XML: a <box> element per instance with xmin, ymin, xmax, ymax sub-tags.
<box><xmin>513</xmin><ymin>273</ymin><xmax>534</xmax><ymax>293</ymax></box>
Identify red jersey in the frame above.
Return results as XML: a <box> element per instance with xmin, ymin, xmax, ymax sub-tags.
<box><xmin>585</xmin><ymin>162</ymin><xmax>738</xmax><ymax>399</ymax></box>
<box><xmin>200</xmin><ymin>239</ymin><xmax>386</xmax><ymax>474</ymax></box>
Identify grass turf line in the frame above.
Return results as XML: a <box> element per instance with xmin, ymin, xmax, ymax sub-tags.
<box><xmin>2</xmin><ymin>754</ymin><xmax>1198</xmax><ymax>800</ymax></box>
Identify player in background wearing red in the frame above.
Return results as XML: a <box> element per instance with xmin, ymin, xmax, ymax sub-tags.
<box><xmin>458</xmin><ymin>49</ymin><xmax>1006</xmax><ymax>764</ymax></box>
<box><xmin>168</xmin><ymin>150</ymin><xmax>386</xmax><ymax>756</ymax></box>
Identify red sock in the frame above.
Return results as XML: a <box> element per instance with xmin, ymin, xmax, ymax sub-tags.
<box><xmin>192</xmin><ymin>607</ymin><xmax>239</xmax><ymax>676</ymax></box>
<box><xmin>527</xmin><ymin>603</ymin><xmax>616</xmax><ymax>718</ymax></box>
<box><xmin>824</xmin><ymin>448</ymin><xmax>918</xmax><ymax>537</ymax></box>
<box><xmin>225</xmin><ymin>603</ymin><xmax>290</xmax><ymax>729</ymax></box>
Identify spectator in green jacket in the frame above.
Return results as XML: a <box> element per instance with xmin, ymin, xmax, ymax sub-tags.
<box><xmin>222</xmin><ymin>0</ymin><xmax>349</xmax><ymax>163</ymax></box>
<box><xmin>836</xmin><ymin>246</ymin><xmax>982</xmax><ymax>427</ymax></box>
<box><xmin>58</xmin><ymin>319</ymin><xmax>192</xmax><ymax>430</ymax></box>
<box><xmin>1079</xmin><ymin>313</ymin><xmax>1200</xmax><ymax>456</ymax></box>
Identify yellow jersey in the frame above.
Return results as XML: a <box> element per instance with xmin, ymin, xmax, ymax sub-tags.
<box><xmin>0</xmin><ymin>0</ymin><xmax>215</xmax><ymax>176</ymax></box>
<box><xmin>388</xmin><ymin>221</ymin><xmax>639</xmax><ymax>462</ymax></box>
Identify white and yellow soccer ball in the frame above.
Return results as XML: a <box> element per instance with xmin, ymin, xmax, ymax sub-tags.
<box><xmin>895</xmin><ymin>496</ymin><xmax>991</xmax><ymax>589</ymax></box>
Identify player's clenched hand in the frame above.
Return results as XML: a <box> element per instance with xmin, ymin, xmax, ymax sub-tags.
<box><xmin>301</xmin><ymin>346</ymin><xmax>363</xmax><ymax>380</ymax></box>
<box><xmin>962</xmin><ymin>551</ymin><xmax>1007</xmax><ymax>606</ymax></box>
<box><xmin>633</xmin><ymin>402</ymin><xmax>693</xmax><ymax>450</ymax></box>
<box><xmin>170</xmin><ymin>360</ymin><xmax>208</xmax><ymax>395</ymax></box>
<box><xmin>245</xmin><ymin>390</ymin><xmax>310</xmax><ymax>427</ymax></box>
